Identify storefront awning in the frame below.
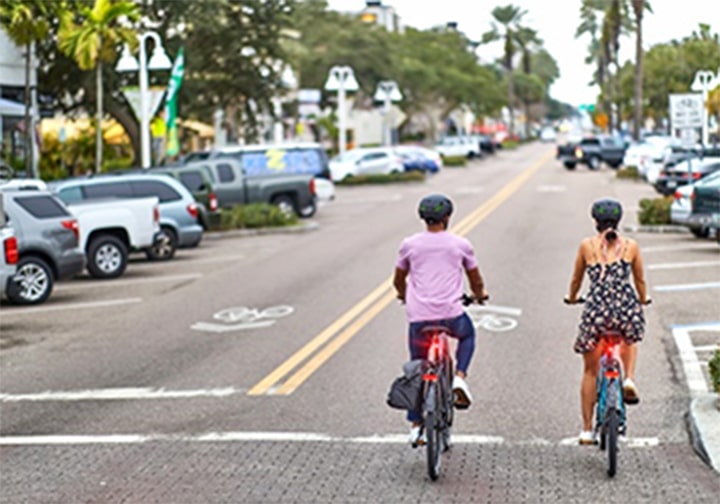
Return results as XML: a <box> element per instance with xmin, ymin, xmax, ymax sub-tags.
<box><xmin>0</xmin><ymin>98</ymin><xmax>26</xmax><ymax>116</ymax></box>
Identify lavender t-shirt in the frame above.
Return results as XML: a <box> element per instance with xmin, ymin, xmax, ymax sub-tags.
<box><xmin>396</xmin><ymin>231</ymin><xmax>478</xmax><ymax>323</ymax></box>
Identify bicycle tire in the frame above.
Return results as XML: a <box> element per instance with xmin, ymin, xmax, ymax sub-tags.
<box><xmin>425</xmin><ymin>383</ymin><xmax>441</xmax><ymax>481</ymax></box>
<box><xmin>607</xmin><ymin>408</ymin><xmax>619</xmax><ymax>477</ymax></box>
<box><xmin>443</xmin><ymin>358</ymin><xmax>454</xmax><ymax>451</ymax></box>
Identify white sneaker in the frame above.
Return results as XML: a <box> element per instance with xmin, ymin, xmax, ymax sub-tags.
<box><xmin>578</xmin><ymin>430</ymin><xmax>598</xmax><ymax>446</ymax></box>
<box><xmin>623</xmin><ymin>378</ymin><xmax>640</xmax><ymax>405</ymax></box>
<box><xmin>452</xmin><ymin>375</ymin><xmax>473</xmax><ymax>409</ymax></box>
<box><xmin>409</xmin><ymin>425</ymin><xmax>426</xmax><ymax>447</ymax></box>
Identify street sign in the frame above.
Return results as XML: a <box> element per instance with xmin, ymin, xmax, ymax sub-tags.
<box><xmin>679</xmin><ymin>128</ymin><xmax>697</xmax><ymax>148</ymax></box>
<box><xmin>669</xmin><ymin>93</ymin><xmax>704</xmax><ymax>129</ymax></box>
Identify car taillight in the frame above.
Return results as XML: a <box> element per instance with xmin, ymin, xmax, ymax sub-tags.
<box><xmin>309</xmin><ymin>178</ymin><xmax>316</xmax><ymax>195</ymax></box>
<box><xmin>574</xmin><ymin>147</ymin><xmax>583</xmax><ymax>158</ymax></box>
<box><xmin>186</xmin><ymin>203</ymin><xmax>199</xmax><ymax>219</ymax></box>
<box><xmin>209</xmin><ymin>193</ymin><xmax>218</xmax><ymax>212</ymax></box>
<box><xmin>61</xmin><ymin>219</ymin><xmax>79</xmax><ymax>242</ymax></box>
<box><xmin>692</xmin><ymin>172</ymin><xmax>702</xmax><ymax>179</ymax></box>
<box><xmin>673</xmin><ymin>190</ymin><xmax>683</xmax><ymax>200</ymax></box>
<box><xmin>4</xmin><ymin>236</ymin><xmax>18</xmax><ymax>265</ymax></box>
<box><xmin>153</xmin><ymin>206</ymin><xmax>160</xmax><ymax>223</ymax></box>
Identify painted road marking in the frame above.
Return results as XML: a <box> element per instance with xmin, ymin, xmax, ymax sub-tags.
<box><xmin>248</xmin><ymin>149</ymin><xmax>555</xmax><ymax>396</ymax></box>
<box><xmin>654</xmin><ymin>282</ymin><xmax>720</xmax><ymax>292</ymax></box>
<box><xmin>671</xmin><ymin>322</ymin><xmax>720</xmax><ymax>396</ymax></box>
<box><xmin>0</xmin><ymin>387</ymin><xmax>247</xmax><ymax>402</ymax></box>
<box><xmin>648</xmin><ymin>260</ymin><xmax>720</xmax><ymax>270</ymax></box>
<box><xmin>694</xmin><ymin>344</ymin><xmax>719</xmax><ymax>352</ymax></box>
<box><xmin>192</xmin><ymin>305</ymin><xmax>294</xmax><ymax>333</ymax></box>
<box><xmin>536</xmin><ymin>185</ymin><xmax>566</xmax><ymax>192</ymax></box>
<box><xmin>0</xmin><ymin>298</ymin><xmax>142</xmax><ymax>316</ymax></box>
<box><xmin>191</xmin><ymin>320</ymin><xmax>276</xmax><ymax>333</ymax></box>
<box><xmin>56</xmin><ymin>273</ymin><xmax>203</xmax><ymax>290</ymax></box>
<box><xmin>643</xmin><ymin>244</ymin><xmax>718</xmax><ymax>253</ymax></box>
<box><xmin>336</xmin><ymin>194</ymin><xmax>403</xmax><ymax>204</ymax></box>
<box><xmin>0</xmin><ymin>431</ymin><xmax>660</xmax><ymax>447</ymax></box>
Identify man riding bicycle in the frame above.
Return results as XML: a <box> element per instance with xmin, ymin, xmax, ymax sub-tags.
<box><xmin>393</xmin><ymin>194</ymin><xmax>488</xmax><ymax>446</ymax></box>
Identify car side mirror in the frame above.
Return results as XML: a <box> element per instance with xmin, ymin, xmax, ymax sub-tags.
<box><xmin>197</xmin><ymin>183</ymin><xmax>207</xmax><ymax>192</ymax></box>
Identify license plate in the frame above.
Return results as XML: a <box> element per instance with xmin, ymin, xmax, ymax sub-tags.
<box><xmin>666</xmin><ymin>180</ymin><xmax>677</xmax><ymax>188</ymax></box>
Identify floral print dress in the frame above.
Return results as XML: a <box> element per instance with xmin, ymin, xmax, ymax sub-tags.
<box><xmin>574</xmin><ymin>240</ymin><xmax>645</xmax><ymax>354</ymax></box>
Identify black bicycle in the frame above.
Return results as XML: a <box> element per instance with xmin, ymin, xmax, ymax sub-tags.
<box><xmin>420</xmin><ymin>294</ymin><xmax>482</xmax><ymax>481</ymax></box>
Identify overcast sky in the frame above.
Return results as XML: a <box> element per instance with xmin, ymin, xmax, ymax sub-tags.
<box><xmin>326</xmin><ymin>0</ymin><xmax>713</xmax><ymax>107</ymax></box>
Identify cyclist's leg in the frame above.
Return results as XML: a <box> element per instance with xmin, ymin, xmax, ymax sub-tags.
<box><xmin>581</xmin><ymin>345</ymin><xmax>603</xmax><ymax>431</ymax></box>
<box><xmin>447</xmin><ymin>312</ymin><xmax>475</xmax><ymax>377</ymax></box>
<box><xmin>619</xmin><ymin>341</ymin><xmax>637</xmax><ymax>381</ymax></box>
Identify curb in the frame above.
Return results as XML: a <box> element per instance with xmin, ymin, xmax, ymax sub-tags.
<box><xmin>622</xmin><ymin>225</ymin><xmax>690</xmax><ymax>234</ymax></box>
<box><xmin>689</xmin><ymin>393</ymin><xmax>720</xmax><ymax>473</ymax></box>
<box><xmin>204</xmin><ymin>221</ymin><xmax>320</xmax><ymax>240</ymax></box>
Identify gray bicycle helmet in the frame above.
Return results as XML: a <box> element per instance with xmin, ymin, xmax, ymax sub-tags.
<box><xmin>418</xmin><ymin>194</ymin><xmax>453</xmax><ymax>223</ymax></box>
<box><xmin>591</xmin><ymin>198</ymin><xmax>623</xmax><ymax>223</ymax></box>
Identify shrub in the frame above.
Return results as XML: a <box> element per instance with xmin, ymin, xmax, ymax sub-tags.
<box><xmin>442</xmin><ymin>155</ymin><xmax>467</xmax><ymax>167</ymax></box>
<box><xmin>709</xmin><ymin>350</ymin><xmax>720</xmax><ymax>393</ymax></box>
<box><xmin>502</xmin><ymin>140</ymin><xmax>520</xmax><ymax>149</ymax></box>
<box><xmin>616</xmin><ymin>165</ymin><xmax>640</xmax><ymax>180</ymax></box>
<box><xmin>336</xmin><ymin>171</ymin><xmax>426</xmax><ymax>185</ymax></box>
<box><xmin>218</xmin><ymin>203</ymin><xmax>298</xmax><ymax>230</ymax></box>
<box><xmin>638</xmin><ymin>196</ymin><xmax>672</xmax><ymax>225</ymax></box>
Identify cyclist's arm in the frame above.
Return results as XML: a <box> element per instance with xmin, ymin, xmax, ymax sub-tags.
<box><xmin>567</xmin><ymin>241</ymin><xmax>587</xmax><ymax>302</ymax></box>
<box><xmin>393</xmin><ymin>267</ymin><xmax>408</xmax><ymax>302</ymax></box>
<box><xmin>629</xmin><ymin>241</ymin><xmax>648</xmax><ymax>303</ymax></box>
<box><xmin>465</xmin><ymin>267</ymin><xmax>487</xmax><ymax>301</ymax></box>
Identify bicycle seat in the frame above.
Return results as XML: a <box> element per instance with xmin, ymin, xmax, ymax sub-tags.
<box><xmin>419</xmin><ymin>325</ymin><xmax>453</xmax><ymax>337</ymax></box>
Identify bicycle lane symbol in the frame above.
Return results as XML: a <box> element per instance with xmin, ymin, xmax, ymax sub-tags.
<box><xmin>191</xmin><ymin>305</ymin><xmax>294</xmax><ymax>333</ymax></box>
<box><xmin>465</xmin><ymin>304</ymin><xmax>521</xmax><ymax>332</ymax></box>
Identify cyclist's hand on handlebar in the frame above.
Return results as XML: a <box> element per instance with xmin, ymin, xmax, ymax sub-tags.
<box><xmin>564</xmin><ymin>296</ymin><xmax>585</xmax><ymax>304</ymax></box>
<box><xmin>642</xmin><ymin>298</ymin><xmax>652</xmax><ymax>306</ymax></box>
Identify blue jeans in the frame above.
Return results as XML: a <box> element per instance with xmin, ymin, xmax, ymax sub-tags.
<box><xmin>406</xmin><ymin>312</ymin><xmax>476</xmax><ymax>422</ymax></box>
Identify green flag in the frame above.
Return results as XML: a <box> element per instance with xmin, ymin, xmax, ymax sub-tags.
<box><xmin>164</xmin><ymin>47</ymin><xmax>185</xmax><ymax>157</ymax></box>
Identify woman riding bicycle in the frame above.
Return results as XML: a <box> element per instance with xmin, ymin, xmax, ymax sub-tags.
<box><xmin>565</xmin><ymin>198</ymin><xmax>649</xmax><ymax>445</ymax></box>
<box><xmin>393</xmin><ymin>194</ymin><xmax>488</xmax><ymax>446</ymax></box>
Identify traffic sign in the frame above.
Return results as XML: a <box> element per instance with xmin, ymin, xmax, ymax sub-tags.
<box><xmin>669</xmin><ymin>93</ymin><xmax>704</xmax><ymax>129</ymax></box>
<box><xmin>679</xmin><ymin>128</ymin><xmax>697</xmax><ymax>148</ymax></box>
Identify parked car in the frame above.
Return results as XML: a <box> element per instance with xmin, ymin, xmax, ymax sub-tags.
<box><xmin>1</xmin><ymin>189</ymin><xmax>85</xmax><ymax>305</ymax></box>
<box><xmin>209</xmin><ymin>142</ymin><xmax>331</xmax><ymax>180</ymax></box>
<box><xmin>654</xmin><ymin>158</ymin><xmax>720</xmax><ymax>196</ymax></box>
<box><xmin>393</xmin><ymin>145</ymin><xmax>441</xmax><ymax>173</ymax></box>
<box><xmin>688</xmin><ymin>172</ymin><xmax>720</xmax><ymax>243</ymax></box>
<box><xmin>329</xmin><ymin>147</ymin><xmax>404</xmax><ymax>181</ymax></box>
<box><xmin>68</xmin><ymin>197</ymin><xmax>164</xmax><ymax>278</ymax></box>
<box><xmin>50</xmin><ymin>174</ymin><xmax>203</xmax><ymax>260</ymax></box>
<box><xmin>0</xmin><ymin>178</ymin><xmax>48</xmax><ymax>191</ymax></box>
<box><xmin>0</xmin><ymin>198</ymin><xmax>18</xmax><ymax>300</ymax></box>
<box><xmin>539</xmin><ymin>126</ymin><xmax>557</xmax><ymax>143</ymax></box>
<box><xmin>670</xmin><ymin>172</ymin><xmax>720</xmax><ymax>238</ymax></box>
<box><xmin>435</xmin><ymin>136</ymin><xmax>480</xmax><ymax>159</ymax></box>
<box><xmin>182</xmin><ymin>158</ymin><xmax>318</xmax><ymax>217</ymax></box>
<box><xmin>557</xmin><ymin>135</ymin><xmax>626</xmax><ymax>170</ymax></box>
<box><xmin>150</xmin><ymin>165</ymin><xmax>221</xmax><ymax>230</ymax></box>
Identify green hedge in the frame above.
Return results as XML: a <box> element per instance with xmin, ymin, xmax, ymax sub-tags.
<box><xmin>616</xmin><ymin>165</ymin><xmax>640</xmax><ymax>180</ymax></box>
<box><xmin>502</xmin><ymin>140</ymin><xmax>520</xmax><ymax>149</ymax></box>
<box><xmin>638</xmin><ymin>196</ymin><xmax>672</xmax><ymax>225</ymax></box>
<box><xmin>709</xmin><ymin>350</ymin><xmax>720</xmax><ymax>393</ymax></box>
<box><xmin>442</xmin><ymin>155</ymin><xmax>467</xmax><ymax>167</ymax></box>
<box><xmin>336</xmin><ymin>171</ymin><xmax>426</xmax><ymax>185</ymax></box>
<box><xmin>217</xmin><ymin>203</ymin><xmax>298</xmax><ymax>230</ymax></box>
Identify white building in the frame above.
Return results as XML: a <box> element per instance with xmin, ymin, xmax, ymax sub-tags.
<box><xmin>360</xmin><ymin>1</ymin><xmax>403</xmax><ymax>33</ymax></box>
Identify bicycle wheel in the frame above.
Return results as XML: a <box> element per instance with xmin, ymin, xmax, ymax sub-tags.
<box><xmin>442</xmin><ymin>359</ymin><xmax>454</xmax><ymax>452</ymax></box>
<box><xmin>425</xmin><ymin>383</ymin><xmax>442</xmax><ymax>481</ymax></box>
<box><xmin>606</xmin><ymin>408</ymin><xmax>619</xmax><ymax>477</ymax></box>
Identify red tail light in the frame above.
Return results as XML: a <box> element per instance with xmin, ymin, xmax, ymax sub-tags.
<box><xmin>692</xmin><ymin>172</ymin><xmax>702</xmax><ymax>180</ymax></box>
<box><xmin>153</xmin><ymin>206</ymin><xmax>160</xmax><ymax>223</ymax></box>
<box><xmin>186</xmin><ymin>203</ymin><xmax>199</xmax><ymax>219</ymax></box>
<box><xmin>673</xmin><ymin>190</ymin><xmax>683</xmax><ymax>200</ymax></box>
<box><xmin>422</xmin><ymin>374</ymin><xmax>438</xmax><ymax>382</ymax></box>
<box><xmin>61</xmin><ymin>219</ymin><xmax>79</xmax><ymax>242</ymax></box>
<box><xmin>309</xmin><ymin>178</ymin><xmax>316</xmax><ymax>195</ymax></box>
<box><xmin>4</xmin><ymin>236</ymin><xmax>18</xmax><ymax>265</ymax></box>
<box><xmin>209</xmin><ymin>193</ymin><xmax>218</xmax><ymax>212</ymax></box>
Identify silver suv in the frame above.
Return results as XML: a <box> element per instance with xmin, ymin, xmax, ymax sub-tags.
<box><xmin>0</xmin><ymin>197</ymin><xmax>18</xmax><ymax>300</ymax></box>
<box><xmin>1</xmin><ymin>189</ymin><xmax>85</xmax><ymax>305</ymax></box>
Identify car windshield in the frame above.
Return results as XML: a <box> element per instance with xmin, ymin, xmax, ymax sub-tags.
<box><xmin>332</xmin><ymin>150</ymin><xmax>365</xmax><ymax>163</ymax></box>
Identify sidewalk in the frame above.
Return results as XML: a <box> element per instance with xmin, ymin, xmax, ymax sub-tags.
<box><xmin>690</xmin><ymin>393</ymin><xmax>720</xmax><ymax>473</ymax></box>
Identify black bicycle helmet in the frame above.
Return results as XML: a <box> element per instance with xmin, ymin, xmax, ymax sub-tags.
<box><xmin>418</xmin><ymin>194</ymin><xmax>453</xmax><ymax>223</ymax></box>
<box><xmin>591</xmin><ymin>198</ymin><xmax>623</xmax><ymax>225</ymax></box>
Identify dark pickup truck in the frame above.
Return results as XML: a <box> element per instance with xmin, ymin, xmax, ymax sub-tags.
<box><xmin>688</xmin><ymin>172</ymin><xmax>720</xmax><ymax>244</ymax></box>
<box><xmin>557</xmin><ymin>135</ymin><xmax>627</xmax><ymax>170</ymax></box>
<box><xmin>182</xmin><ymin>158</ymin><xmax>318</xmax><ymax>218</ymax></box>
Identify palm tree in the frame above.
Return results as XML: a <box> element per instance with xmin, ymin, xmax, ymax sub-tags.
<box><xmin>483</xmin><ymin>4</ymin><xmax>527</xmax><ymax>136</ymax></box>
<box><xmin>514</xmin><ymin>26</ymin><xmax>542</xmax><ymax>138</ymax></box>
<box><xmin>59</xmin><ymin>0</ymin><xmax>138</xmax><ymax>173</ymax></box>
<box><xmin>0</xmin><ymin>0</ymin><xmax>49</xmax><ymax>177</ymax></box>
<box><xmin>631</xmin><ymin>0</ymin><xmax>652</xmax><ymax>140</ymax></box>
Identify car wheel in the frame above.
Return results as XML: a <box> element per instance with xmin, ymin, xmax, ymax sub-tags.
<box><xmin>272</xmin><ymin>195</ymin><xmax>297</xmax><ymax>218</ymax></box>
<box><xmin>691</xmin><ymin>227</ymin><xmax>710</xmax><ymax>239</ymax></box>
<box><xmin>7</xmin><ymin>255</ymin><xmax>54</xmax><ymax>305</ymax></box>
<box><xmin>608</xmin><ymin>162</ymin><xmax>621</xmax><ymax>169</ymax></box>
<box><xmin>564</xmin><ymin>162</ymin><xmax>577</xmax><ymax>170</ymax></box>
<box><xmin>146</xmin><ymin>226</ymin><xmax>177</xmax><ymax>261</ymax></box>
<box><xmin>588</xmin><ymin>157</ymin><xmax>601</xmax><ymax>170</ymax></box>
<box><xmin>299</xmin><ymin>200</ymin><xmax>317</xmax><ymax>218</ymax></box>
<box><xmin>87</xmin><ymin>235</ymin><xmax>128</xmax><ymax>279</ymax></box>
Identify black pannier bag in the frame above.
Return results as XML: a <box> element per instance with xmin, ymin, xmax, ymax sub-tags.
<box><xmin>386</xmin><ymin>359</ymin><xmax>427</xmax><ymax>411</ymax></box>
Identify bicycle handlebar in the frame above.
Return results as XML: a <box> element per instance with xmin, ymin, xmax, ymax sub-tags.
<box><xmin>461</xmin><ymin>293</ymin><xmax>489</xmax><ymax>306</ymax></box>
<box><xmin>563</xmin><ymin>297</ymin><xmax>652</xmax><ymax>306</ymax></box>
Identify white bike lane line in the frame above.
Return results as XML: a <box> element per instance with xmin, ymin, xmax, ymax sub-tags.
<box><xmin>670</xmin><ymin>322</ymin><xmax>720</xmax><ymax>396</ymax></box>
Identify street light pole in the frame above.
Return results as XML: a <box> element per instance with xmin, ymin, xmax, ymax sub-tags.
<box><xmin>116</xmin><ymin>31</ymin><xmax>172</xmax><ymax>168</ymax></box>
<box><xmin>324</xmin><ymin>65</ymin><xmax>359</xmax><ymax>155</ymax></box>
<box><xmin>374</xmin><ymin>80</ymin><xmax>403</xmax><ymax>146</ymax></box>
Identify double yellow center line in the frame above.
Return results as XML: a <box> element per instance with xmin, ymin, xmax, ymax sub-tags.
<box><xmin>248</xmin><ymin>149</ymin><xmax>555</xmax><ymax>396</ymax></box>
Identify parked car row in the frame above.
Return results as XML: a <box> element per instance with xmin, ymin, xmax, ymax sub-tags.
<box><xmin>671</xmin><ymin>170</ymin><xmax>720</xmax><ymax>244</ymax></box>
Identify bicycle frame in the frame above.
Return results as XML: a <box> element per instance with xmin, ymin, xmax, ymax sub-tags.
<box><xmin>595</xmin><ymin>332</ymin><xmax>627</xmax><ymax>434</ymax></box>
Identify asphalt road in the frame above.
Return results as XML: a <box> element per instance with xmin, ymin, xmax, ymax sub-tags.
<box><xmin>1</xmin><ymin>142</ymin><xmax>718</xmax><ymax>503</ymax></box>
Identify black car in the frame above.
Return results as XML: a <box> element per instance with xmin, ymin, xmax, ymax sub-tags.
<box><xmin>687</xmin><ymin>172</ymin><xmax>720</xmax><ymax>244</ymax></box>
<box><xmin>556</xmin><ymin>135</ymin><xmax>627</xmax><ymax>170</ymax></box>
<box><xmin>654</xmin><ymin>158</ymin><xmax>720</xmax><ymax>196</ymax></box>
